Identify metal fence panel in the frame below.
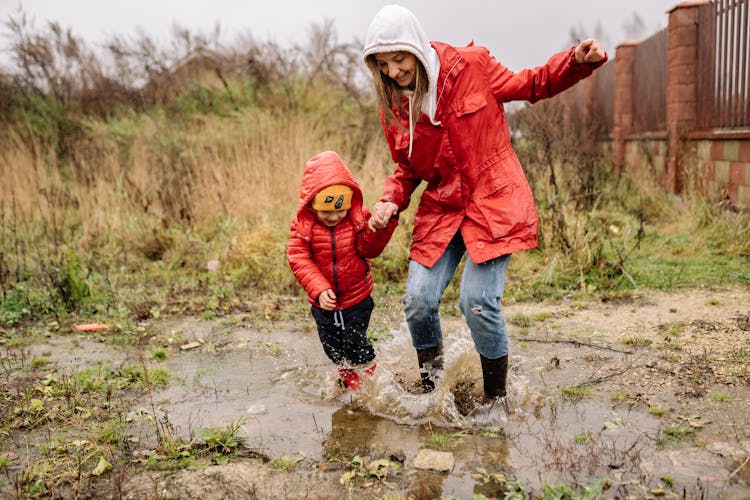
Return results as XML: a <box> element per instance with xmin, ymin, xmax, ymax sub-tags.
<box><xmin>698</xmin><ymin>0</ymin><xmax>750</xmax><ymax>129</ymax></box>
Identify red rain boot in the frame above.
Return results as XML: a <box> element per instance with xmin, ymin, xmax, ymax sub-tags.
<box><xmin>337</xmin><ymin>367</ymin><xmax>361</xmax><ymax>390</ymax></box>
<box><xmin>363</xmin><ymin>363</ymin><xmax>376</xmax><ymax>377</ymax></box>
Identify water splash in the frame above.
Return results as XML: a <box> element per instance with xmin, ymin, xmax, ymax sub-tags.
<box><xmin>335</xmin><ymin>323</ymin><xmax>535</xmax><ymax>429</ymax></box>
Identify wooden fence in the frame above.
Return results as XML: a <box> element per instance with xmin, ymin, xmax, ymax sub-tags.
<box><xmin>633</xmin><ymin>28</ymin><xmax>668</xmax><ymax>133</ymax></box>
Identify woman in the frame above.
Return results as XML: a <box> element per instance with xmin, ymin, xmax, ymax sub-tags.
<box><xmin>364</xmin><ymin>5</ymin><xmax>607</xmax><ymax>402</ymax></box>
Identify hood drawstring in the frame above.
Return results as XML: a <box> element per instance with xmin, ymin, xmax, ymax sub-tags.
<box><xmin>408</xmin><ymin>94</ymin><xmax>414</xmax><ymax>158</ymax></box>
<box><xmin>333</xmin><ymin>309</ymin><xmax>345</xmax><ymax>331</ymax></box>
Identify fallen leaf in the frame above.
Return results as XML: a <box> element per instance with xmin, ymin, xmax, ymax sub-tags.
<box><xmin>92</xmin><ymin>457</ymin><xmax>112</xmax><ymax>476</ymax></box>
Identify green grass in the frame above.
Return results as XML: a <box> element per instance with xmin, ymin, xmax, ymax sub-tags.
<box><xmin>620</xmin><ymin>336</ymin><xmax>653</xmax><ymax>347</ymax></box>
<box><xmin>423</xmin><ymin>430</ymin><xmax>470</xmax><ymax>449</ymax></box>
<box><xmin>662</xmin><ymin>424</ymin><xmax>695</xmax><ymax>442</ymax></box>
<box><xmin>508</xmin><ymin>313</ymin><xmax>533</xmax><ymax>328</ymax></box>
<box><xmin>560</xmin><ymin>386</ymin><xmax>591</xmax><ymax>398</ymax></box>
<box><xmin>711</xmin><ymin>391</ymin><xmax>732</xmax><ymax>403</ymax></box>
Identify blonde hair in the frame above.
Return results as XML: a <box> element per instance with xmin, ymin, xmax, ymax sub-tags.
<box><xmin>365</xmin><ymin>53</ymin><xmax>429</xmax><ymax>132</ymax></box>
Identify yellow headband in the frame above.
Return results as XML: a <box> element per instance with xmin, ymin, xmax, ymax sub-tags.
<box><xmin>312</xmin><ymin>184</ymin><xmax>353</xmax><ymax>211</ymax></box>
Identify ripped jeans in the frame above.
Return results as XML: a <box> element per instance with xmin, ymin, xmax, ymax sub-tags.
<box><xmin>403</xmin><ymin>231</ymin><xmax>511</xmax><ymax>359</ymax></box>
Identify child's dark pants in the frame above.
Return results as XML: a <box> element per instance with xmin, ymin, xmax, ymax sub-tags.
<box><xmin>311</xmin><ymin>296</ymin><xmax>376</xmax><ymax>366</ymax></box>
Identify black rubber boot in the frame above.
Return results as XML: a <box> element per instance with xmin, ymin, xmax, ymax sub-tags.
<box><xmin>417</xmin><ymin>345</ymin><xmax>443</xmax><ymax>393</ymax></box>
<box><xmin>480</xmin><ymin>354</ymin><xmax>508</xmax><ymax>400</ymax></box>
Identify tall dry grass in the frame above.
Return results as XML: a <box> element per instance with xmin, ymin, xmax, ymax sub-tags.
<box><xmin>0</xmin><ymin>16</ymin><xmax>413</xmax><ymax>321</ymax></box>
<box><xmin>1</xmin><ymin>87</ymin><xmax>392</xmax><ymax>250</ymax></box>
<box><xmin>2</xmin><ymin>12</ymin><xmax>746</xmax><ymax>323</ymax></box>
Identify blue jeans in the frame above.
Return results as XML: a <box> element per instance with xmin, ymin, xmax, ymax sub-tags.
<box><xmin>403</xmin><ymin>231</ymin><xmax>510</xmax><ymax>359</ymax></box>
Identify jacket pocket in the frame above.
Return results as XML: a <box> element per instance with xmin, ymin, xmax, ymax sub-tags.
<box><xmin>453</xmin><ymin>92</ymin><xmax>487</xmax><ymax>117</ymax></box>
<box><xmin>474</xmin><ymin>181</ymin><xmax>532</xmax><ymax>240</ymax></box>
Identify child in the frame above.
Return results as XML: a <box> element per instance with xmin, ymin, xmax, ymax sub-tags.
<box><xmin>287</xmin><ymin>151</ymin><xmax>398</xmax><ymax>390</ymax></box>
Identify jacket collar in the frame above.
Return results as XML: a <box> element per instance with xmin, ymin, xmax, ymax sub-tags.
<box><xmin>430</xmin><ymin>42</ymin><xmax>466</xmax><ymax>122</ymax></box>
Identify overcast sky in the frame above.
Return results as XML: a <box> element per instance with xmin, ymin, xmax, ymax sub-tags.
<box><xmin>1</xmin><ymin>0</ymin><xmax>680</xmax><ymax>71</ymax></box>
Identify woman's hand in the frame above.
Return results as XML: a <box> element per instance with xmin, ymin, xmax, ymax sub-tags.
<box><xmin>574</xmin><ymin>39</ymin><xmax>606</xmax><ymax>64</ymax></box>
<box><xmin>318</xmin><ymin>289</ymin><xmax>337</xmax><ymax>311</ymax></box>
<box><xmin>368</xmin><ymin>201</ymin><xmax>399</xmax><ymax>231</ymax></box>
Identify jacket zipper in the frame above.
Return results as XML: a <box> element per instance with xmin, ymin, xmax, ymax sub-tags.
<box><xmin>330</xmin><ymin>227</ymin><xmax>344</xmax><ymax>330</ymax></box>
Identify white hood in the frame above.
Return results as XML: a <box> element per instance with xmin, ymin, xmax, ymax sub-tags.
<box><xmin>362</xmin><ymin>4</ymin><xmax>441</xmax><ymax>125</ymax></box>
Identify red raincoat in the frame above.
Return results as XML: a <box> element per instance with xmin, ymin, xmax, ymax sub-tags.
<box><xmin>287</xmin><ymin>151</ymin><xmax>398</xmax><ymax>310</ymax></box>
<box><xmin>380</xmin><ymin>43</ymin><xmax>607</xmax><ymax>267</ymax></box>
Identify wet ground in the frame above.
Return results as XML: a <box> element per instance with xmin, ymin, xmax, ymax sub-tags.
<box><xmin>126</xmin><ymin>286</ymin><xmax>750</xmax><ymax>499</ymax></box>
<box><xmin>12</xmin><ymin>286</ymin><xmax>750</xmax><ymax>498</ymax></box>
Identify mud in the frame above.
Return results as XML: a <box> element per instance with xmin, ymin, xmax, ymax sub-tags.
<box><xmin>118</xmin><ymin>286</ymin><xmax>750</xmax><ymax>499</ymax></box>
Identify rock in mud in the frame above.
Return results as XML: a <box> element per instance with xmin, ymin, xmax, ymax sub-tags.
<box><xmin>412</xmin><ymin>449</ymin><xmax>454</xmax><ymax>473</ymax></box>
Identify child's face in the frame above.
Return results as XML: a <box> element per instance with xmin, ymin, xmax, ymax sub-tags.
<box><xmin>316</xmin><ymin>209</ymin><xmax>348</xmax><ymax>227</ymax></box>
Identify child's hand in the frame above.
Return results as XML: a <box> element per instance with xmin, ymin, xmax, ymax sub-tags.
<box><xmin>369</xmin><ymin>201</ymin><xmax>398</xmax><ymax>231</ymax></box>
<box><xmin>318</xmin><ymin>289</ymin><xmax>337</xmax><ymax>311</ymax></box>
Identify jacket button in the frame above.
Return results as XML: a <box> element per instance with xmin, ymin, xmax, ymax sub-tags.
<box><xmin>477</xmin><ymin>242</ymin><xmax>485</xmax><ymax>248</ymax></box>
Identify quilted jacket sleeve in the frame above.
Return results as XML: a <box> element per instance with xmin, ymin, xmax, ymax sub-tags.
<box><xmin>286</xmin><ymin>218</ymin><xmax>331</xmax><ymax>302</ymax></box>
<box><xmin>356</xmin><ymin>209</ymin><xmax>399</xmax><ymax>259</ymax></box>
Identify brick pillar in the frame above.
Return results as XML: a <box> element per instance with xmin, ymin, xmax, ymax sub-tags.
<box><xmin>612</xmin><ymin>41</ymin><xmax>638</xmax><ymax>172</ymax></box>
<box><xmin>665</xmin><ymin>0</ymin><xmax>708</xmax><ymax>193</ymax></box>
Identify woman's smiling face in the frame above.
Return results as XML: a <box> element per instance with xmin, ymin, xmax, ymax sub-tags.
<box><xmin>374</xmin><ymin>51</ymin><xmax>417</xmax><ymax>88</ymax></box>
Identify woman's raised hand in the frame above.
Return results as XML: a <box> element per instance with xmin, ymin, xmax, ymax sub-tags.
<box><xmin>574</xmin><ymin>39</ymin><xmax>606</xmax><ymax>64</ymax></box>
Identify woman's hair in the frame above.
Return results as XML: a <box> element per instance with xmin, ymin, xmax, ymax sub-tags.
<box><xmin>365</xmin><ymin>53</ymin><xmax>428</xmax><ymax>132</ymax></box>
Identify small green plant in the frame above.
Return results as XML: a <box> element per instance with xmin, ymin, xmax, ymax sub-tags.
<box><xmin>198</xmin><ymin>420</ymin><xmax>245</xmax><ymax>464</ymax></box>
<box><xmin>423</xmin><ymin>430</ymin><xmax>469</xmax><ymax>449</ymax></box>
<box><xmin>620</xmin><ymin>336</ymin><xmax>653</xmax><ymax>347</ymax></box>
<box><xmin>611</xmin><ymin>390</ymin><xmax>629</xmax><ymax>401</ymax></box>
<box><xmin>201</xmin><ymin>310</ymin><xmax>217</xmax><ymax>320</ymax></box>
<box><xmin>98</xmin><ymin>422</ymin><xmax>126</xmax><ymax>445</ymax></box>
<box><xmin>504</xmin><ymin>479</ymin><xmax>526</xmax><ymax>500</ymax></box>
<box><xmin>662</xmin><ymin>353</ymin><xmax>681</xmax><ymax>363</ymax></box>
<box><xmin>649</xmin><ymin>404</ymin><xmax>667</xmax><ymax>417</ymax></box>
<box><xmin>151</xmin><ymin>435</ymin><xmax>196</xmax><ymax>469</ymax></box>
<box><xmin>367</xmin><ymin>327</ymin><xmax>394</xmax><ymax>343</ymax></box>
<box><xmin>660</xmin><ymin>321</ymin><xmax>687</xmax><ymax>337</ymax></box>
<box><xmin>660</xmin><ymin>475</ymin><xmax>674</xmax><ymax>487</ymax></box>
<box><xmin>122</xmin><ymin>365</ymin><xmax>171</xmax><ymax>388</ymax></box>
<box><xmin>711</xmin><ymin>391</ymin><xmax>731</xmax><ymax>403</ymax></box>
<box><xmin>533</xmin><ymin>311</ymin><xmax>553</xmax><ymax>321</ymax></box>
<box><xmin>662</xmin><ymin>340</ymin><xmax>681</xmax><ymax>350</ymax></box>
<box><xmin>31</xmin><ymin>356</ymin><xmax>50</xmax><ymax>369</ymax></box>
<box><xmin>574</xmin><ymin>433</ymin><xmax>590</xmax><ymax>444</ymax></box>
<box><xmin>662</xmin><ymin>423</ymin><xmax>695</xmax><ymax>441</ymax></box>
<box><xmin>560</xmin><ymin>386</ymin><xmax>591</xmax><ymax>398</ymax></box>
<box><xmin>0</xmin><ymin>284</ymin><xmax>32</xmax><ymax>324</ymax></box>
<box><xmin>151</xmin><ymin>348</ymin><xmax>168</xmax><ymax>360</ymax></box>
<box><xmin>262</xmin><ymin>342</ymin><xmax>283</xmax><ymax>357</ymax></box>
<box><xmin>271</xmin><ymin>454</ymin><xmax>305</xmax><ymax>470</ymax></box>
<box><xmin>541</xmin><ymin>484</ymin><xmax>576</xmax><ymax>498</ymax></box>
<box><xmin>508</xmin><ymin>313</ymin><xmax>533</xmax><ymax>328</ymax></box>
<box><xmin>707</xmin><ymin>298</ymin><xmax>720</xmax><ymax>306</ymax></box>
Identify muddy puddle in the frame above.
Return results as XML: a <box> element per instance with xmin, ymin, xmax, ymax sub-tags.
<box><xmin>132</xmin><ymin>310</ymin><xmax>750</xmax><ymax>499</ymax></box>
